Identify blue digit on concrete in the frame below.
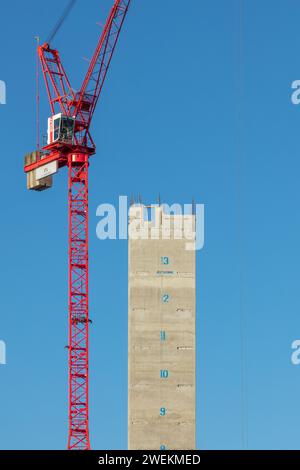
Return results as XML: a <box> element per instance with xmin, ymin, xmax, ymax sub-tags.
<box><xmin>160</xmin><ymin>370</ymin><xmax>169</xmax><ymax>379</ymax></box>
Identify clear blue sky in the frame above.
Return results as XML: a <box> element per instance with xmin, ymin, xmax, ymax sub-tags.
<box><xmin>1</xmin><ymin>0</ymin><xmax>300</xmax><ymax>450</ymax></box>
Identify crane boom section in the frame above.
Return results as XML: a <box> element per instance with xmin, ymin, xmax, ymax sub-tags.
<box><xmin>38</xmin><ymin>45</ymin><xmax>74</xmax><ymax>117</ymax></box>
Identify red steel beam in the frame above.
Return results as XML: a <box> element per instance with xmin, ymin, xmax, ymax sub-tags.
<box><xmin>67</xmin><ymin>153</ymin><xmax>90</xmax><ymax>450</ymax></box>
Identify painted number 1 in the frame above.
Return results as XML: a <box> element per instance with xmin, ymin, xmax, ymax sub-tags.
<box><xmin>160</xmin><ymin>331</ymin><xmax>166</xmax><ymax>341</ymax></box>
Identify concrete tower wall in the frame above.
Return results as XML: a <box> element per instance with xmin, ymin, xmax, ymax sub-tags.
<box><xmin>128</xmin><ymin>206</ymin><xmax>196</xmax><ymax>450</ymax></box>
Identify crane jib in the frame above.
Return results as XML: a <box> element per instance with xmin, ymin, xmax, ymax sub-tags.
<box><xmin>37</xmin><ymin>0</ymin><xmax>131</xmax><ymax>149</ymax></box>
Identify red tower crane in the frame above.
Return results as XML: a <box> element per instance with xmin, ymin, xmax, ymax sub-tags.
<box><xmin>24</xmin><ymin>0</ymin><xmax>131</xmax><ymax>450</ymax></box>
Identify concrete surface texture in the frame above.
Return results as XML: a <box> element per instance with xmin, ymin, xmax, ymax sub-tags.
<box><xmin>128</xmin><ymin>205</ymin><xmax>196</xmax><ymax>450</ymax></box>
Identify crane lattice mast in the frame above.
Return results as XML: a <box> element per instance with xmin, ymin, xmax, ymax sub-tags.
<box><xmin>24</xmin><ymin>0</ymin><xmax>131</xmax><ymax>450</ymax></box>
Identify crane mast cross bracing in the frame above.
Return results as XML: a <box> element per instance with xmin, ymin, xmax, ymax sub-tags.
<box><xmin>24</xmin><ymin>0</ymin><xmax>131</xmax><ymax>450</ymax></box>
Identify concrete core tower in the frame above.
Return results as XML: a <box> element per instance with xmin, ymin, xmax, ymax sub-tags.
<box><xmin>128</xmin><ymin>204</ymin><xmax>196</xmax><ymax>450</ymax></box>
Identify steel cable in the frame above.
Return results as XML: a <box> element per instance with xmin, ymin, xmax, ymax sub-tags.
<box><xmin>47</xmin><ymin>0</ymin><xmax>77</xmax><ymax>44</ymax></box>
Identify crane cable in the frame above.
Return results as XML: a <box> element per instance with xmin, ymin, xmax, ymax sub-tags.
<box><xmin>47</xmin><ymin>0</ymin><xmax>77</xmax><ymax>45</ymax></box>
<box><xmin>237</xmin><ymin>0</ymin><xmax>249</xmax><ymax>450</ymax></box>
